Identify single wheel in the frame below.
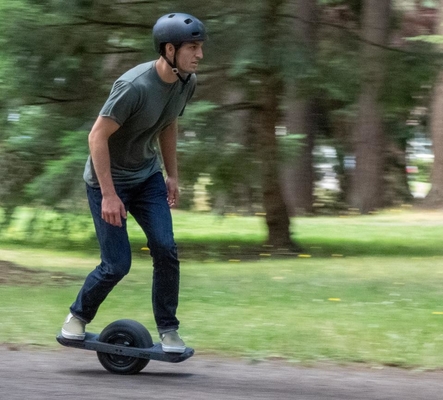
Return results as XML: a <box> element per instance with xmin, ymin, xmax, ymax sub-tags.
<box><xmin>96</xmin><ymin>319</ymin><xmax>153</xmax><ymax>374</ymax></box>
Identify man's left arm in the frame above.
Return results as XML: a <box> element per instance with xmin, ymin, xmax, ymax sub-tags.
<box><xmin>159</xmin><ymin>119</ymin><xmax>179</xmax><ymax>207</ymax></box>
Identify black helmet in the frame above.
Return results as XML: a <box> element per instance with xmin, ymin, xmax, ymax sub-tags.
<box><xmin>153</xmin><ymin>13</ymin><xmax>207</xmax><ymax>54</ymax></box>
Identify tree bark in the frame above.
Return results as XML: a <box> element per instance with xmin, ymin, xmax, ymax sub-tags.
<box><xmin>424</xmin><ymin>0</ymin><xmax>443</xmax><ymax>207</ymax></box>
<box><xmin>259</xmin><ymin>75</ymin><xmax>294</xmax><ymax>248</ymax></box>
<box><xmin>349</xmin><ymin>0</ymin><xmax>391</xmax><ymax>213</ymax></box>
<box><xmin>282</xmin><ymin>98</ymin><xmax>316</xmax><ymax>215</ymax></box>
<box><xmin>257</xmin><ymin>0</ymin><xmax>295</xmax><ymax>249</ymax></box>
<box><xmin>283</xmin><ymin>0</ymin><xmax>318</xmax><ymax>216</ymax></box>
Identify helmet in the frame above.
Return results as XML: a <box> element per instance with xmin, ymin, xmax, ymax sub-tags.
<box><xmin>153</xmin><ymin>13</ymin><xmax>207</xmax><ymax>54</ymax></box>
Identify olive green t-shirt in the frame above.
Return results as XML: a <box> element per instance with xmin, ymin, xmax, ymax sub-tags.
<box><xmin>84</xmin><ymin>61</ymin><xmax>196</xmax><ymax>187</ymax></box>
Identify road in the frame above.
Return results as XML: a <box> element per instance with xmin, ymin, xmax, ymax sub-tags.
<box><xmin>1</xmin><ymin>346</ymin><xmax>443</xmax><ymax>400</ymax></box>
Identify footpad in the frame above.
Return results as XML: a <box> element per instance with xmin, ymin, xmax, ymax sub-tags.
<box><xmin>56</xmin><ymin>332</ymin><xmax>194</xmax><ymax>363</ymax></box>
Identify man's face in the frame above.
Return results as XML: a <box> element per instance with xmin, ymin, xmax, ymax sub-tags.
<box><xmin>175</xmin><ymin>41</ymin><xmax>204</xmax><ymax>74</ymax></box>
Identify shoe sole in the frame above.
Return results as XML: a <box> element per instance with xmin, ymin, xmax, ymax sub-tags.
<box><xmin>161</xmin><ymin>344</ymin><xmax>186</xmax><ymax>354</ymax></box>
<box><xmin>61</xmin><ymin>329</ymin><xmax>86</xmax><ymax>341</ymax></box>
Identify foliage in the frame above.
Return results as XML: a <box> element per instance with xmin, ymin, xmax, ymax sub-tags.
<box><xmin>25</xmin><ymin>130</ymin><xmax>90</xmax><ymax>207</ymax></box>
<box><xmin>179</xmin><ymin>101</ymin><xmax>218</xmax><ymax>129</ymax></box>
<box><xmin>407</xmin><ymin>34</ymin><xmax>443</xmax><ymax>44</ymax></box>
<box><xmin>382</xmin><ymin>45</ymin><xmax>438</xmax><ymax>117</ymax></box>
<box><xmin>408</xmin><ymin>158</ymin><xmax>433</xmax><ymax>183</ymax></box>
<box><xmin>277</xmin><ymin>133</ymin><xmax>306</xmax><ymax>163</ymax></box>
<box><xmin>0</xmin><ymin>106</ymin><xmax>63</xmax><ymax>208</ymax></box>
<box><xmin>0</xmin><ymin>0</ymin><xmax>440</xmax><ymax>223</ymax></box>
<box><xmin>177</xmin><ymin>138</ymin><xmax>262</xmax><ymax>212</ymax></box>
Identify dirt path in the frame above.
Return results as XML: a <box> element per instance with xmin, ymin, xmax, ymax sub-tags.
<box><xmin>1</xmin><ymin>347</ymin><xmax>443</xmax><ymax>400</ymax></box>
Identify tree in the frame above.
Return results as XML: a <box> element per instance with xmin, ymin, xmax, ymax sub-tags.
<box><xmin>349</xmin><ymin>0</ymin><xmax>391</xmax><ymax>213</ymax></box>
<box><xmin>255</xmin><ymin>0</ymin><xmax>295</xmax><ymax>248</ymax></box>
<box><xmin>0</xmin><ymin>0</ymin><xmax>438</xmax><ymax>243</ymax></box>
<box><xmin>282</xmin><ymin>0</ymin><xmax>318</xmax><ymax>215</ymax></box>
<box><xmin>425</xmin><ymin>0</ymin><xmax>443</xmax><ymax>206</ymax></box>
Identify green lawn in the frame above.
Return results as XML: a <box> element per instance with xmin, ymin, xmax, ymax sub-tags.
<box><xmin>1</xmin><ymin>208</ymin><xmax>443</xmax><ymax>369</ymax></box>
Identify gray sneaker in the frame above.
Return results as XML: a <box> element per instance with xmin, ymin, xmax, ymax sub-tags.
<box><xmin>160</xmin><ymin>331</ymin><xmax>186</xmax><ymax>353</ymax></box>
<box><xmin>61</xmin><ymin>313</ymin><xmax>86</xmax><ymax>340</ymax></box>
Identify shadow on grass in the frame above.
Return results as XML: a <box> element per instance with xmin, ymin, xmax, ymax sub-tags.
<box><xmin>178</xmin><ymin>240</ymin><xmax>443</xmax><ymax>260</ymax></box>
<box><xmin>1</xmin><ymin>237</ymin><xmax>442</xmax><ymax>261</ymax></box>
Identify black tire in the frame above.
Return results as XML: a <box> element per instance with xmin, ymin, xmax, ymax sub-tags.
<box><xmin>96</xmin><ymin>319</ymin><xmax>153</xmax><ymax>375</ymax></box>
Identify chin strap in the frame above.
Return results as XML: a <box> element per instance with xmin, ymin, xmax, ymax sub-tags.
<box><xmin>162</xmin><ymin>50</ymin><xmax>191</xmax><ymax>85</ymax></box>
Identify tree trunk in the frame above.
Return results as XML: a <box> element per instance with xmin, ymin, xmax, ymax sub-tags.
<box><xmin>258</xmin><ymin>0</ymin><xmax>294</xmax><ymax>249</ymax></box>
<box><xmin>259</xmin><ymin>75</ymin><xmax>294</xmax><ymax>248</ymax></box>
<box><xmin>282</xmin><ymin>0</ymin><xmax>318</xmax><ymax>215</ymax></box>
<box><xmin>424</xmin><ymin>0</ymin><xmax>443</xmax><ymax>206</ymax></box>
<box><xmin>349</xmin><ymin>0</ymin><xmax>391</xmax><ymax>213</ymax></box>
<box><xmin>282</xmin><ymin>98</ymin><xmax>316</xmax><ymax>215</ymax></box>
<box><xmin>384</xmin><ymin>139</ymin><xmax>414</xmax><ymax>205</ymax></box>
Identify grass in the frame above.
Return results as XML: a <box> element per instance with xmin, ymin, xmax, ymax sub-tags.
<box><xmin>2</xmin><ymin>208</ymin><xmax>443</xmax><ymax>369</ymax></box>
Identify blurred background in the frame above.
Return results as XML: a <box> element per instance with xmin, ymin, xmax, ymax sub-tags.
<box><xmin>0</xmin><ymin>0</ymin><xmax>441</xmax><ymax>249</ymax></box>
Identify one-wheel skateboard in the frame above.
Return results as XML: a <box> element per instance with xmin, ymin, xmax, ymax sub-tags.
<box><xmin>56</xmin><ymin>319</ymin><xmax>194</xmax><ymax>374</ymax></box>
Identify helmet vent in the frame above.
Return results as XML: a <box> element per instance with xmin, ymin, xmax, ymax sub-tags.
<box><xmin>192</xmin><ymin>31</ymin><xmax>200</xmax><ymax>36</ymax></box>
<box><xmin>184</xmin><ymin>18</ymin><xmax>193</xmax><ymax>24</ymax></box>
<box><xmin>168</xmin><ymin>14</ymin><xmax>175</xmax><ymax>18</ymax></box>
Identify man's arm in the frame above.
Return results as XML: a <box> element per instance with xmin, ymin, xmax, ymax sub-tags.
<box><xmin>88</xmin><ymin>116</ymin><xmax>127</xmax><ymax>227</ymax></box>
<box><xmin>158</xmin><ymin>119</ymin><xmax>179</xmax><ymax>207</ymax></box>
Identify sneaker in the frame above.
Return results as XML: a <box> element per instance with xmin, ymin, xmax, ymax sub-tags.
<box><xmin>61</xmin><ymin>313</ymin><xmax>86</xmax><ymax>340</ymax></box>
<box><xmin>160</xmin><ymin>330</ymin><xmax>186</xmax><ymax>353</ymax></box>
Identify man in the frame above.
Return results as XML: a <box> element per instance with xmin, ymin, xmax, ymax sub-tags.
<box><xmin>61</xmin><ymin>13</ymin><xmax>206</xmax><ymax>354</ymax></box>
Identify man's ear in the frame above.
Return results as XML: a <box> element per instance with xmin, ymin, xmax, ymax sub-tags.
<box><xmin>165</xmin><ymin>43</ymin><xmax>176</xmax><ymax>58</ymax></box>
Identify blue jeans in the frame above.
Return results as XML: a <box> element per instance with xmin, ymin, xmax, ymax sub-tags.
<box><xmin>70</xmin><ymin>172</ymin><xmax>180</xmax><ymax>333</ymax></box>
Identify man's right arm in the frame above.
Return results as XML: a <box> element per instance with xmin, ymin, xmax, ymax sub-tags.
<box><xmin>88</xmin><ymin>116</ymin><xmax>127</xmax><ymax>227</ymax></box>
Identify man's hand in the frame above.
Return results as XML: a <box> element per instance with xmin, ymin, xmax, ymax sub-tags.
<box><xmin>88</xmin><ymin>116</ymin><xmax>123</xmax><ymax>226</ymax></box>
<box><xmin>101</xmin><ymin>193</ymin><xmax>127</xmax><ymax>227</ymax></box>
<box><xmin>166</xmin><ymin>176</ymin><xmax>179</xmax><ymax>208</ymax></box>
<box><xmin>159</xmin><ymin>120</ymin><xmax>179</xmax><ymax>208</ymax></box>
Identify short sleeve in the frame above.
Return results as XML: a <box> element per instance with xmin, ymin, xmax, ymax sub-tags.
<box><xmin>99</xmin><ymin>80</ymin><xmax>139</xmax><ymax>126</ymax></box>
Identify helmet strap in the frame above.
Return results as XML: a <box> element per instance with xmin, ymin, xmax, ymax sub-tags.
<box><xmin>162</xmin><ymin>44</ymin><xmax>191</xmax><ymax>85</ymax></box>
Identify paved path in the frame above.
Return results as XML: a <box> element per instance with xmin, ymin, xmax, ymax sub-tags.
<box><xmin>1</xmin><ymin>347</ymin><xmax>443</xmax><ymax>399</ymax></box>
